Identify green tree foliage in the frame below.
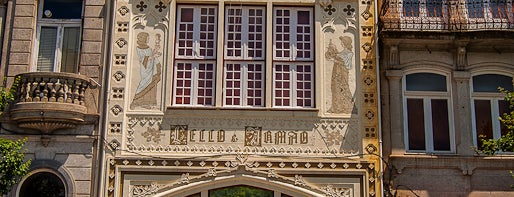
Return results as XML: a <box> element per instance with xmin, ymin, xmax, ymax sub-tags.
<box><xmin>0</xmin><ymin>77</ymin><xmax>31</xmax><ymax>194</ymax></box>
<box><xmin>480</xmin><ymin>87</ymin><xmax>514</xmax><ymax>155</ymax></box>
<box><xmin>0</xmin><ymin>138</ymin><xmax>31</xmax><ymax>194</ymax></box>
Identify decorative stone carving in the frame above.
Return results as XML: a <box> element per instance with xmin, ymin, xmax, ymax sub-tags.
<box><xmin>131</xmin><ymin>183</ymin><xmax>159</xmax><ymax>197</ymax></box>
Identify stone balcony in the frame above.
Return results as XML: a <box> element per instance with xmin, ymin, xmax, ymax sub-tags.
<box><xmin>380</xmin><ymin>0</ymin><xmax>514</xmax><ymax>32</ymax></box>
<box><xmin>9</xmin><ymin>72</ymin><xmax>93</xmax><ymax>134</ymax></box>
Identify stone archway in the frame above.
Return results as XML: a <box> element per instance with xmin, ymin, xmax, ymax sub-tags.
<box><xmin>19</xmin><ymin>171</ymin><xmax>66</xmax><ymax>197</ymax></box>
<box><xmin>146</xmin><ymin>165</ymin><xmax>334</xmax><ymax>197</ymax></box>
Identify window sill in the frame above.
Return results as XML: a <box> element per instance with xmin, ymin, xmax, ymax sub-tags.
<box><xmin>167</xmin><ymin>106</ymin><xmax>319</xmax><ymax>112</ymax></box>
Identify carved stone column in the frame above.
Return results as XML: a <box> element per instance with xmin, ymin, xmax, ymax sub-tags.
<box><xmin>385</xmin><ymin>70</ymin><xmax>404</xmax><ymax>155</ymax></box>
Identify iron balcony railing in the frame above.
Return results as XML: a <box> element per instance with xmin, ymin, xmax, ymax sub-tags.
<box><xmin>380</xmin><ymin>0</ymin><xmax>514</xmax><ymax>31</ymax></box>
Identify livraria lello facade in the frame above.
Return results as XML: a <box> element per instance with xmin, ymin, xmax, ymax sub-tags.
<box><xmin>1</xmin><ymin>0</ymin><xmax>513</xmax><ymax>196</ymax></box>
<box><xmin>0</xmin><ymin>0</ymin><xmax>381</xmax><ymax>196</ymax></box>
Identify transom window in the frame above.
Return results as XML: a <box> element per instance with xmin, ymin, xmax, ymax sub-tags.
<box><xmin>404</xmin><ymin>72</ymin><xmax>453</xmax><ymax>152</ymax></box>
<box><xmin>35</xmin><ymin>0</ymin><xmax>83</xmax><ymax>73</ymax></box>
<box><xmin>472</xmin><ymin>74</ymin><xmax>513</xmax><ymax>149</ymax></box>
<box><xmin>172</xmin><ymin>5</ymin><xmax>314</xmax><ymax>109</ymax></box>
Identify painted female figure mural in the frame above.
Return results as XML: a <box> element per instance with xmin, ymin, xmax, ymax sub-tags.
<box><xmin>326</xmin><ymin>36</ymin><xmax>354</xmax><ymax>114</ymax></box>
<box><xmin>130</xmin><ymin>32</ymin><xmax>162</xmax><ymax>109</ymax></box>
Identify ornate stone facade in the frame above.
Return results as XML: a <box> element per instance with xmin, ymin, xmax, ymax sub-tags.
<box><xmin>104</xmin><ymin>0</ymin><xmax>380</xmax><ymax>196</ymax></box>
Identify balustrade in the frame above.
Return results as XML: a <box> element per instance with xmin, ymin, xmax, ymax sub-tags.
<box><xmin>9</xmin><ymin>72</ymin><xmax>93</xmax><ymax>134</ymax></box>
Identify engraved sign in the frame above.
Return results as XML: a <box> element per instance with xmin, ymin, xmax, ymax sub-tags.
<box><xmin>245</xmin><ymin>126</ymin><xmax>262</xmax><ymax>146</ymax></box>
<box><xmin>170</xmin><ymin>125</ymin><xmax>188</xmax><ymax>145</ymax></box>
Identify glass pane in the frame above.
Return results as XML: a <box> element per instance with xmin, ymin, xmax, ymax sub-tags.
<box><xmin>20</xmin><ymin>172</ymin><xmax>65</xmax><ymax>197</ymax></box>
<box><xmin>431</xmin><ymin>99</ymin><xmax>450</xmax><ymax>151</ymax></box>
<box><xmin>406</xmin><ymin>73</ymin><xmax>447</xmax><ymax>91</ymax></box>
<box><xmin>499</xmin><ymin>100</ymin><xmax>509</xmax><ymax>136</ymax></box>
<box><xmin>60</xmin><ymin>27</ymin><xmax>80</xmax><ymax>73</ymax></box>
<box><xmin>403</xmin><ymin>0</ymin><xmax>420</xmax><ymax>17</ymax></box>
<box><xmin>427</xmin><ymin>0</ymin><xmax>442</xmax><ymax>17</ymax></box>
<box><xmin>209</xmin><ymin>185</ymin><xmax>273</xmax><ymax>197</ymax></box>
<box><xmin>474</xmin><ymin>100</ymin><xmax>493</xmax><ymax>148</ymax></box>
<box><xmin>37</xmin><ymin>27</ymin><xmax>58</xmax><ymax>72</ymax></box>
<box><xmin>43</xmin><ymin>0</ymin><xmax>82</xmax><ymax>19</ymax></box>
<box><xmin>407</xmin><ymin>98</ymin><xmax>426</xmax><ymax>150</ymax></box>
<box><xmin>473</xmin><ymin>74</ymin><xmax>513</xmax><ymax>92</ymax></box>
<box><xmin>467</xmin><ymin>0</ymin><xmax>484</xmax><ymax>18</ymax></box>
<box><xmin>181</xmin><ymin>8</ymin><xmax>194</xmax><ymax>22</ymax></box>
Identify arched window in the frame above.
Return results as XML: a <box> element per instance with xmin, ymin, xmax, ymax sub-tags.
<box><xmin>19</xmin><ymin>171</ymin><xmax>65</xmax><ymax>197</ymax></box>
<box><xmin>471</xmin><ymin>74</ymin><xmax>513</xmax><ymax>149</ymax></box>
<box><xmin>403</xmin><ymin>72</ymin><xmax>453</xmax><ymax>152</ymax></box>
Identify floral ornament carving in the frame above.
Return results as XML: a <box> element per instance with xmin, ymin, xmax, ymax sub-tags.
<box><xmin>324</xmin><ymin>129</ymin><xmax>344</xmax><ymax>146</ymax></box>
<box><xmin>111</xmin><ymin>105</ymin><xmax>123</xmax><ymax>115</ymax></box>
<box><xmin>343</xmin><ymin>5</ymin><xmax>355</xmax><ymax>16</ymax></box>
<box><xmin>207</xmin><ymin>168</ymin><xmax>217</xmax><ymax>177</ymax></box>
<box><xmin>142</xmin><ymin>127</ymin><xmax>164</xmax><ymax>143</ymax></box>
<box><xmin>323</xmin><ymin>185</ymin><xmax>351</xmax><ymax>197</ymax></box>
<box><xmin>361</xmin><ymin>10</ymin><xmax>372</xmax><ymax>20</ymax></box>
<box><xmin>115</xmin><ymin>38</ymin><xmax>128</xmax><ymax>48</ymax></box>
<box><xmin>118</xmin><ymin>6</ymin><xmax>129</xmax><ymax>16</ymax></box>
<box><xmin>362</xmin><ymin>42</ymin><xmax>372</xmax><ymax>53</ymax></box>
<box><xmin>155</xmin><ymin>1</ymin><xmax>167</xmax><ymax>12</ymax></box>
<box><xmin>294</xmin><ymin>175</ymin><xmax>307</xmax><ymax>186</ymax></box>
<box><xmin>132</xmin><ymin>183</ymin><xmax>159</xmax><ymax>197</ymax></box>
<box><xmin>113</xmin><ymin>71</ymin><xmax>125</xmax><ymax>81</ymax></box>
<box><xmin>178</xmin><ymin>173</ymin><xmax>190</xmax><ymax>184</ymax></box>
<box><xmin>109</xmin><ymin>139</ymin><xmax>121</xmax><ymax>150</ymax></box>
<box><xmin>324</xmin><ymin>5</ymin><xmax>336</xmax><ymax>15</ymax></box>
<box><xmin>366</xmin><ymin>144</ymin><xmax>377</xmax><ymax>154</ymax></box>
<box><xmin>136</xmin><ymin>1</ymin><xmax>147</xmax><ymax>12</ymax></box>
<box><xmin>267</xmin><ymin>169</ymin><xmax>278</xmax><ymax>178</ymax></box>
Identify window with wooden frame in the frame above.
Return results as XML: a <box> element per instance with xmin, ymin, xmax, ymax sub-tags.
<box><xmin>403</xmin><ymin>72</ymin><xmax>454</xmax><ymax>153</ymax></box>
<box><xmin>471</xmin><ymin>74</ymin><xmax>513</xmax><ymax>149</ymax></box>
<box><xmin>272</xmin><ymin>7</ymin><xmax>314</xmax><ymax>108</ymax></box>
<box><xmin>223</xmin><ymin>6</ymin><xmax>265</xmax><ymax>107</ymax></box>
<box><xmin>35</xmin><ymin>0</ymin><xmax>82</xmax><ymax>73</ymax></box>
<box><xmin>173</xmin><ymin>5</ymin><xmax>217</xmax><ymax>106</ymax></box>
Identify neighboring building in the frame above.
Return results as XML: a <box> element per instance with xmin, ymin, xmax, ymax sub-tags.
<box><xmin>0</xmin><ymin>0</ymin><xmax>381</xmax><ymax>197</ymax></box>
<box><xmin>379</xmin><ymin>0</ymin><xmax>514</xmax><ymax>196</ymax></box>
<box><xmin>0</xmin><ymin>0</ymin><xmax>108</xmax><ymax>196</ymax></box>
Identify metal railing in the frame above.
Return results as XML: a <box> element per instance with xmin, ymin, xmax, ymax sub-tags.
<box><xmin>380</xmin><ymin>0</ymin><xmax>514</xmax><ymax>31</ymax></box>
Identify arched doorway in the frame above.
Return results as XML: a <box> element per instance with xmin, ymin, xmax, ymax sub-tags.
<box><xmin>19</xmin><ymin>171</ymin><xmax>65</xmax><ymax>197</ymax></box>
<box><xmin>186</xmin><ymin>185</ymin><xmax>292</xmax><ymax>197</ymax></box>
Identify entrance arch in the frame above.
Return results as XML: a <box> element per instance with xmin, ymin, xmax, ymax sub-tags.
<box><xmin>153</xmin><ymin>171</ymin><xmax>326</xmax><ymax>197</ymax></box>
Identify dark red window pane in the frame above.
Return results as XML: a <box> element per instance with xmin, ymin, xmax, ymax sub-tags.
<box><xmin>407</xmin><ymin>98</ymin><xmax>426</xmax><ymax>150</ymax></box>
<box><xmin>474</xmin><ymin>100</ymin><xmax>493</xmax><ymax>148</ymax></box>
<box><xmin>431</xmin><ymin>99</ymin><xmax>450</xmax><ymax>151</ymax></box>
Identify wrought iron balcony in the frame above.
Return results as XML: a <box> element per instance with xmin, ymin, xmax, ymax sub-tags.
<box><xmin>380</xmin><ymin>0</ymin><xmax>514</xmax><ymax>31</ymax></box>
<box><xmin>9</xmin><ymin>72</ymin><xmax>93</xmax><ymax>134</ymax></box>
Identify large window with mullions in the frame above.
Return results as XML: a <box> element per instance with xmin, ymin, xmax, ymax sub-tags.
<box><xmin>403</xmin><ymin>72</ymin><xmax>454</xmax><ymax>153</ymax></box>
<box><xmin>273</xmin><ymin>7</ymin><xmax>314</xmax><ymax>108</ymax></box>
<box><xmin>174</xmin><ymin>5</ymin><xmax>217</xmax><ymax>106</ymax></box>
<box><xmin>172</xmin><ymin>5</ymin><xmax>314</xmax><ymax>108</ymax></box>
<box><xmin>223</xmin><ymin>6</ymin><xmax>265</xmax><ymax>107</ymax></box>
<box><xmin>472</xmin><ymin>74</ymin><xmax>513</xmax><ymax>149</ymax></box>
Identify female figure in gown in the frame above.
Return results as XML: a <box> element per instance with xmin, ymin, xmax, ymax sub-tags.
<box><xmin>325</xmin><ymin>36</ymin><xmax>354</xmax><ymax>114</ymax></box>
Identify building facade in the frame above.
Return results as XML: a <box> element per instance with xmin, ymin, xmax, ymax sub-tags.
<box><xmin>0</xmin><ymin>0</ymin><xmax>381</xmax><ymax>197</ymax></box>
<box><xmin>102</xmin><ymin>0</ymin><xmax>380</xmax><ymax>196</ymax></box>
<box><xmin>0</xmin><ymin>0</ymin><xmax>108</xmax><ymax>196</ymax></box>
<box><xmin>379</xmin><ymin>0</ymin><xmax>514</xmax><ymax>196</ymax></box>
